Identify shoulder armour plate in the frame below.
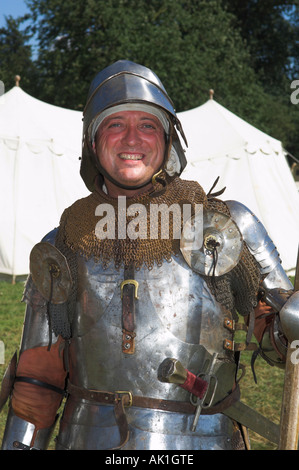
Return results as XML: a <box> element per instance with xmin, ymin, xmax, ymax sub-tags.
<box><xmin>226</xmin><ymin>200</ymin><xmax>280</xmax><ymax>274</ymax></box>
<box><xmin>41</xmin><ymin>227</ymin><xmax>59</xmax><ymax>245</ymax></box>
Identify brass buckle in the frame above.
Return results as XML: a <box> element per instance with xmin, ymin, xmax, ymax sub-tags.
<box><xmin>115</xmin><ymin>391</ymin><xmax>133</xmax><ymax>407</ymax></box>
<box><xmin>120</xmin><ymin>280</ymin><xmax>139</xmax><ymax>299</ymax></box>
<box><xmin>151</xmin><ymin>169</ymin><xmax>163</xmax><ymax>185</ymax></box>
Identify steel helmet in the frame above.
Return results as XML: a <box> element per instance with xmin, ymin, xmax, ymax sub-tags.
<box><xmin>81</xmin><ymin>60</ymin><xmax>188</xmax><ymax>191</ymax></box>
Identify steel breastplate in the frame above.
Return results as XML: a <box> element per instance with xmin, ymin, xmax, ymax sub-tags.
<box><xmin>68</xmin><ymin>252</ymin><xmax>236</xmax><ymax>400</ymax></box>
<box><xmin>56</xmin><ymin>252</ymin><xmax>239</xmax><ymax>450</ymax></box>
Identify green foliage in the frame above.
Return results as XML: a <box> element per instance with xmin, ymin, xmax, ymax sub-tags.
<box><xmin>25</xmin><ymin>0</ymin><xmax>258</xmax><ymax>111</ymax></box>
<box><xmin>0</xmin><ymin>281</ymin><xmax>25</xmax><ymax>360</ymax></box>
<box><xmin>223</xmin><ymin>1</ymin><xmax>298</xmax><ymax>86</ymax></box>
<box><xmin>1</xmin><ymin>1</ymin><xmax>299</xmax><ymax>151</ymax></box>
<box><xmin>222</xmin><ymin>0</ymin><xmax>299</xmax><ymax>154</ymax></box>
<box><xmin>240</xmin><ymin>351</ymin><xmax>284</xmax><ymax>450</ymax></box>
<box><xmin>0</xmin><ymin>16</ymin><xmax>38</xmax><ymax>92</ymax></box>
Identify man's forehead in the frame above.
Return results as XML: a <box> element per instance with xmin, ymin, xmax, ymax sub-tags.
<box><xmin>101</xmin><ymin>110</ymin><xmax>163</xmax><ymax>123</ymax></box>
<box><xmin>90</xmin><ymin>103</ymin><xmax>169</xmax><ymax>142</ymax></box>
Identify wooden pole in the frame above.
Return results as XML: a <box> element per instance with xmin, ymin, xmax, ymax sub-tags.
<box><xmin>278</xmin><ymin>344</ymin><xmax>299</xmax><ymax>449</ymax></box>
<box><xmin>278</xmin><ymin>246</ymin><xmax>299</xmax><ymax>450</ymax></box>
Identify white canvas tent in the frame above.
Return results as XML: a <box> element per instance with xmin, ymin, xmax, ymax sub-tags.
<box><xmin>0</xmin><ymin>85</ymin><xmax>88</xmax><ymax>279</ymax></box>
<box><xmin>179</xmin><ymin>98</ymin><xmax>299</xmax><ymax>273</ymax></box>
<box><xmin>1</xmin><ymin>85</ymin><xmax>298</xmax><ymax>278</ymax></box>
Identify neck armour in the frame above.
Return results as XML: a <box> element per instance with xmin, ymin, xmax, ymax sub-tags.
<box><xmin>56</xmin><ymin>177</ymin><xmax>207</xmax><ymax>270</ymax></box>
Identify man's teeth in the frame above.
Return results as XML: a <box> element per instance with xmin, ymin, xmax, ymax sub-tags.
<box><xmin>119</xmin><ymin>153</ymin><xmax>143</xmax><ymax>160</ymax></box>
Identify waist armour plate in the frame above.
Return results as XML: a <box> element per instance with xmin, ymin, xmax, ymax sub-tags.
<box><xmin>57</xmin><ymin>253</ymin><xmax>237</xmax><ymax>450</ymax></box>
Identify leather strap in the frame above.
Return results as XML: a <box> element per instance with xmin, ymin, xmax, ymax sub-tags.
<box><xmin>15</xmin><ymin>376</ymin><xmax>66</xmax><ymax>396</ymax></box>
<box><xmin>67</xmin><ymin>381</ymin><xmax>240</xmax><ymax>414</ymax></box>
<box><xmin>121</xmin><ymin>264</ymin><xmax>137</xmax><ymax>354</ymax></box>
<box><xmin>67</xmin><ymin>380</ymin><xmax>240</xmax><ymax>450</ymax></box>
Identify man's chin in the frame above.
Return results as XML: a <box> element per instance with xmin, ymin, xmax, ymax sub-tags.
<box><xmin>104</xmin><ymin>175</ymin><xmax>153</xmax><ymax>196</ymax></box>
<box><xmin>115</xmin><ymin>170</ymin><xmax>154</xmax><ymax>188</ymax></box>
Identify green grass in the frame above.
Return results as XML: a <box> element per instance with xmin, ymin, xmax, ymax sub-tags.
<box><xmin>0</xmin><ymin>281</ymin><xmax>25</xmax><ymax>446</ymax></box>
<box><xmin>0</xmin><ymin>280</ymin><xmax>287</xmax><ymax>450</ymax></box>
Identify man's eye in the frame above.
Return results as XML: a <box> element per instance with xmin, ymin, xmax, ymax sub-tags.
<box><xmin>140</xmin><ymin>123</ymin><xmax>156</xmax><ymax>131</ymax></box>
<box><xmin>108</xmin><ymin>122</ymin><xmax>122</xmax><ymax>128</ymax></box>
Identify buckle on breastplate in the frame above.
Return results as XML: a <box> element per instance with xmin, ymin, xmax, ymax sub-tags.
<box><xmin>120</xmin><ymin>280</ymin><xmax>139</xmax><ymax>299</ymax></box>
<box><xmin>115</xmin><ymin>391</ymin><xmax>133</xmax><ymax>407</ymax></box>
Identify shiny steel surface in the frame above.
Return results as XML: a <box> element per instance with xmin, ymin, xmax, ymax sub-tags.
<box><xmin>81</xmin><ymin>60</ymin><xmax>187</xmax><ymax>191</ymax></box>
<box><xmin>83</xmin><ymin>60</ymin><xmax>185</xmax><ymax>141</ymax></box>
<box><xmin>69</xmin><ymin>252</ymin><xmax>234</xmax><ymax>393</ymax></box>
<box><xmin>1</xmin><ymin>408</ymin><xmax>55</xmax><ymax>450</ymax></box>
<box><xmin>226</xmin><ymin>200</ymin><xmax>281</xmax><ymax>274</ymax></box>
<box><xmin>21</xmin><ymin>276</ymin><xmax>55</xmax><ymax>352</ymax></box>
<box><xmin>57</xmin><ymin>251</ymin><xmax>236</xmax><ymax>449</ymax></box>
<box><xmin>262</xmin><ymin>263</ymin><xmax>294</xmax><ymax>291</ymax></box>
<box><xmin>226</xmin><ymin>200</ymin><xmax>297</xmax><ymax>354</ymax></box>
<box><xmin>29</xmin><ymin>242</ymin><xmax>72</xmax><ymax>304</ymax></box>
<box><xmin>1</xmin><ymin>408</ymin><xmax>35</xmax><ymax>450</ymax></box>
<box><xmin>180</xmin><ymin>209</ymin><xmax>243</xmax><ymax>276</ymax></box>
<box><xmin>279</xmin><ymin>291</ymin><xmax>299</xmax><ymax>343</ymax></box>
<box><xmin>20</xmin><ymin>228</ymin><xmax>61</xmax><ymax>352</ymax></box>
<box><xmin>56</xmin><ymin>396</ymin><xmax>233</xmax><ymax>450</ymax></box>
<box><xmin>5</xmin><ymin>201</ymin><xmax>293</xmax><ymax>449</ymax></box>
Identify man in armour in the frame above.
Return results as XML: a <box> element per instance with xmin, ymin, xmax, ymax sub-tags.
<box><xmin>1</xmin><ymin>60</ymin><xmax>298</xmax><ymax>450</ymax></box>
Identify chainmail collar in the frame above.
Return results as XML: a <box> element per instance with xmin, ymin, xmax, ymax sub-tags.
<box><xmin>56</xmin><ymin>176</ymin><xmax>208</xmax><ymax>271</ymax></box>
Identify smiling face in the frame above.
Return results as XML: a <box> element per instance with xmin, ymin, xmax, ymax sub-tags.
<box><xmin>94</xmin><ymin>110</ymin><xmax>166</xmax><ymax>197</ymax></box>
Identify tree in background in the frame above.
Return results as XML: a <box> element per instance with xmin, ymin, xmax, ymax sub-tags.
<box><xmin>0</xmin><ymin>16</ymin><xmax>38</xmax><ymax>93</ymax></box>
<box><xmin>26</xmin><ymin>0</ymin><xmax>259</xmax><ymax>111</ymax></box>
<box><xmin>0</xmin><ymin>0</ymin><xmax>299</xmax><ymax>156</ymax></box>
<box><xmin>223</xmin><ymin>0</ymin><xmax>298</xmax><ymax>91</ymax></box>
<box><xmin>222</xmin><ymin>0</ymin><xmax>299</xmax><ymax>157</ymax></box>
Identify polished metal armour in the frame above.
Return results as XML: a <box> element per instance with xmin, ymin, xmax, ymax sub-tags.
<box><xmin>3</xmin><ymin>198</ymin><xmax>293</xmax><ymax>450</ymax></box>
<box><xmin>56</xmin><ymin>252</ymin><xmax>236</xmax><ymax>450</ymax></box>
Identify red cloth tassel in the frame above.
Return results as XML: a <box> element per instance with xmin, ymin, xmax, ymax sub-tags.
<box><xmin>180</xmin><ymin>370</ymin><xmax>208</xmax><ymax>399</ymax></box>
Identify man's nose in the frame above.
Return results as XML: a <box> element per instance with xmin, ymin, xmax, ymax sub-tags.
<box><xmin>121</xmin><ymin>125</ymin><xmax>142</xmax><ymax>146</ymax></box>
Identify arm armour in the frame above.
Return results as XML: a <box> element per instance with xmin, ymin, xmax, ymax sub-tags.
<box><xmin>226</xmin><ymin>200</ymin><xmax>297</xmax><ymax>366</ymax></box>
<box><xmin>1</xmin><ymin>229</ymin><xmax>68</xmax><ymax>450</ymax></box>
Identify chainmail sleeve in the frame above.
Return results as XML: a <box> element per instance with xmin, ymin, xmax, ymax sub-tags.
<box><xmin>204</xmin><ymin>197</ymin><xmax>261</xmax><ymax>318</ymax></box>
